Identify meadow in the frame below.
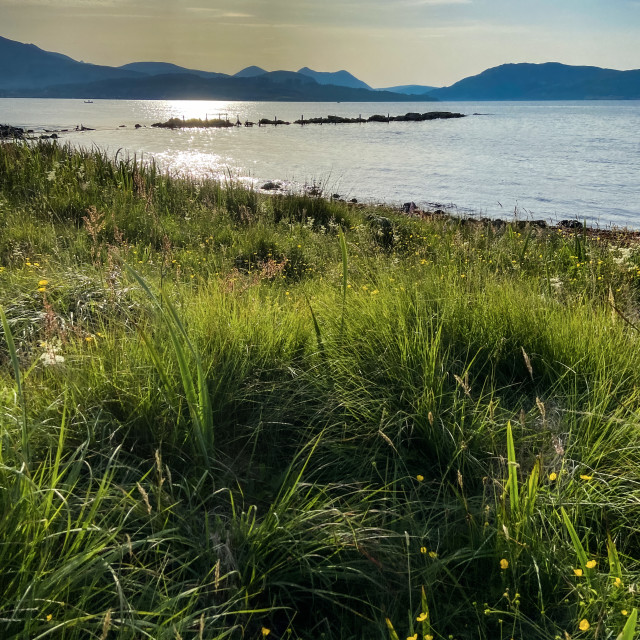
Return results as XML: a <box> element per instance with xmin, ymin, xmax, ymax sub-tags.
<box><xmin>0</xmin><ymin>140</ymin><xmax>638</xmax><ymax>640</ymax></box>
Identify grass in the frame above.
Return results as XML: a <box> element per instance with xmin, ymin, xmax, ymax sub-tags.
<box><xmin>0</xmin><ymin>139</ymin><xmax>639</xmax><ymax>639</ymax></box>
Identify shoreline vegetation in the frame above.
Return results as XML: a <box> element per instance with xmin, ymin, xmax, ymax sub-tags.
<box><xmin>151</xmin><ymin>111</ymin><xmax>466</xmax><ymax>129</ymax></box>
<box><xmin>1</xmin><ymin>140</ymin><xmax>639</xmax><ymax>639</ymax></box>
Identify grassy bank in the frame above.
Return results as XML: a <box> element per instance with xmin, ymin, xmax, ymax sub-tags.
<box><xmin>0</xmin><ymin>140</ymin><xmax>638</xmax><ymax>640</ymax></box>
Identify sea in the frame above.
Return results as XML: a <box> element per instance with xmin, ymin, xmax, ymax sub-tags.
<box><xmin>1</xmin><ymin>98</ymin><xmax>639</xmax><ymax>228</ymax></box>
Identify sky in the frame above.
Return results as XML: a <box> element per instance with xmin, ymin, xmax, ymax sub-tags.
<box><xmin>1</xmin><ymin>0</ymin><xmax>640</xmax><ymax>87</ymax></box>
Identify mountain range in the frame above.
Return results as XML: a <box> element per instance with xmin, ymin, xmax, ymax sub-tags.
<box><xmin>1</xmin><ymin>35</ymin><xmax>639</xmax><ymax>101</ymax></box>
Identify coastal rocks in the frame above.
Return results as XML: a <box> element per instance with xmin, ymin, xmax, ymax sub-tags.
<box><xmin>152</xmin><ymin>117</ymin><xmax>234</xmax><ymax>129</ymax></box>
<box><xmin>258</xmin><ymin>118</ymin><xmax>290</xmax><ymax>126</ymax></box>
<box><xmin>402</xmin><ymin>201</ymin><xmax>417</xmax><ymax>214</ymax></box>
<box><xmin>261</xmin><ymin>181</ymin><xmax>282</xmax><ymax>191</ymax></box>
<box><xmin>559</xmin><ymin>219</ymin><xmax>583</xmax><ymax>229</ymax></box>
<box><xmin>0</xmin><ymin>124</ymin><xmax>24</xmax><ymax>139</ymax></box>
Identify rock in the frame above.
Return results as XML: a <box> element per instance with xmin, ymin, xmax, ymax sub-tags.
<box><xmin>559</xmin><ymin>220</ymin><xmax>583</xmax><ymax>229</ymax></box>
<box><xmin>402</xmin><ymin>202</ymin><xmax>417</xmax><ymax>214</ymax></box>
<box><xmin>331</xmin><ymin>194</ymin><xmax>341</xmax><ymax>200</ymax></box>
<box><xmin>119</xmin><ymin>124</ymin><xmax>126</xmax><ymax>128</ymax></box>
<box><xmin>134</xmin><ymin>124</ymin><xmax>142</xmax><ymax>129</ymax></box>
<box><xmin>261</xmin><ymin>181</ymin><xmax>281</xmax><ymax>191</ymax></box>
<box><xmin>532</xmin><ymin>219</ymin><xmax>547</xmax><ymax>228</ymax></box>
<box><xmin>350</xmin><ymin>198</ymin><xmax>358</xmax><ymax>203</ymax></box>
<box><xmin>0</xmin><ymin>124</ymin><xmax>24</xmax><ymax>139</ymax></box>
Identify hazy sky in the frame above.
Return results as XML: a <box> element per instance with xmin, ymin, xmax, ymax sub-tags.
<box><xmin>1</xmin><ymin>0</ymin><xmax>639</xmax><ymax>86</ymax></box>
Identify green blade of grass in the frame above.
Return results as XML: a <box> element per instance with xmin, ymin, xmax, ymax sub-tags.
<box><xmin>561</xmin><ymin>506</ymin><xmax>589</xmax><ymax>575</ymax></box>
<box><xmin>616</xmin><ymin>609</ymin><xmax>637</xmax><ymax>640</ymax></box>
<box><xmin>0</xmin><ymin>305</ymin><xmax>29</xmax><ymax>465</ymax></box>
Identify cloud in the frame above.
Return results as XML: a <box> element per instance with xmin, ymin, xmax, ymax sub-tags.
<box><xmin>0</xmin><ymin>0</ymin><xmax>124</xmax><ymax>4</ymax></box>
<box><xmin>185</xmin><ymin>7</ymin><xmax>253</xmax><ymax>18</ymax></box>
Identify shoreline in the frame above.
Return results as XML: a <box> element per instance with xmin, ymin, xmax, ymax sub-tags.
<box><xmin>3</xmin><ymin>123</ymin><xmax>640</xmax><ymax>237</ymax></box>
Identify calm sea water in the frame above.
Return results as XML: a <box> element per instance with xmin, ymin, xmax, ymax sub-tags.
<box><xmin>1</xmin><ymin>98</ymin><xmax>639</xmax><ymax>227</ymax></box>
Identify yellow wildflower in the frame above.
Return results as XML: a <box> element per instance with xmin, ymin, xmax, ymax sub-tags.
<box><xmin>622</xmin><ymin>610</ymin><xmax>628</xmax><ymax>616</ymax></box>
<box><xmin>429</xmin><ymin>551</ymin><xmax>437</xmax><ymax>559</ymax></box>
<box><xmin>407</xmin><ymin>635</ymin><xmax>418</xmax><ymax>640</ymax></box>
<box><xmin>614</xmin><ymin>577</ymin><xmax>622</xmax><ymax>587</ymax></box>
<box><xmin>38</xmin><ymin>287</ymin><xmax>46</xmax><ymax>292</ymax></box>
<box><xmin>500</xmin><ymin>558</ymin><xmax>509</xmax><ymax>570</ymax></box>
<box><xmin>586</xmin><ymin>560</ymin><xmax>596</xmax><ymax>569</ymax></box>
<box><xmin>38</xmin><ymin>279</ymin><xmax>48</xmax><ymax>286</ymax></box>
<box><xmin>416</xmin><ymin>612</ymin><xmax>428</xmax><ymax>622</ymax></box>
<box><xmin>549</xmin><ymin>472</ymin><xmax>557</xmax><ymax>481</ymax></box>
<box><xmin>574</xmin><ymin>569</ymin><xmax>583</xmax><ymax>577</ymax></box>
<box><xmin>580</xmin><ymin>474</ymin><xmax>593</xmax><ymax>481</ymax></box>
<box><xmin>46</xmin><ymin>614</ymin><xmax>52</xmax><ymax>622</ymax></box>
<box><xmin>416</xmin><ymin>474</ymin><xmax>424</xmax><ymax>482</ymax></box>
<box><xmin>425</xmin><ymin>636</ymin><xmax>434</xmax><ymax>640</ymax></box>
<box><xmin>579</xmin><ymin>619</ymin><xmax>590</xmax><ymax>631</ymax></box>
<box><xmin>261</xmin><ymin>628</ymin><xmax>271</xmax><ymax>637</ymax></box>
<box><xmin>420</xmin><ymin>546</ymin><xmax>427</xmax><ymax>554</ymax></box>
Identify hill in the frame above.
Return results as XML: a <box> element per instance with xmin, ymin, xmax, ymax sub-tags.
<box><xmin>25</xmin><ymin>72</ymin><xmax>437</xmax><ymax>101</ymax></box>
<box><xmin>0</xmin><ymin>34</ymin><xmax>142</xmax><ymax>91</ymax></box>
<box><xmin>119</xmin><ymin>62</ymin><xmax>227</xmax><ymax>79</ymax></box>
<box><xmin>429</xmin><ymin>62</ymin><xmax>640</xmax><ymax>100</ymax></box>
<box><xmin>377</xmin><ymin>84</ymin><xmax>439</xmax><ymax>95</ymax></box>
<box><xmin>297</xmin><ymin>67</ymin><xmax>372</xmax><ymax>90</ymax></box>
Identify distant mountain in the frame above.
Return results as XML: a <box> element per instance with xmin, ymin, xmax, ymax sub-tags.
<box><xmin>234</xmin><ymin>66</ymin><xmax>268</xmax><ymax>78</ymax></box>
<box><xmin>429</xmin><ymin>62</ymin><xmax>640</xmax><ymax>100</ymax></box>
<box><xmin>26</xmin><ymin>73</ymin><xmax>437</xmax><ymax>102</ymax></box>
<box><xmin>0</xmin><ymin>34</ymin><xmax>141</xmax><ymax>91</ymax></box>
<box><xmin>0</xmin><ymin>34</ymin><xmax>438</xmax><ymax>101</ymax></box>
<box><xmin>119</xmin><ymin>62</ymin><xmax>227</xmax><ymax>79</ymax></box>
<box><xmin>377</xmin><ymin>84</ymin><xmax>439</xmax><ymax>95</ymax></box>
<box><xmin>297</xmin><ymin>67</ymin><xmax>371</xmax><ymax>90</ymax></box>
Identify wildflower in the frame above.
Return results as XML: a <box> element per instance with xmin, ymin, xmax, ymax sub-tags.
<box><xmin>416</xmin><ymin>612</ymin><xmax>428</xmax><ymax>622</ymax></box>
<box><xmin>614</xmin><ymin>577</ymin><xmax>623</xmax><ymax>587</ymax></box>
<box><xmin>420</xmin><ymin>546</ymin><xmax>427</xmax><ymax>554</ymax></box>
<box><xmin>38</xmin><ymin>279</ymin><xmax>48</xmax><ymax>286</ymax></box>
<box><xmin>429</xmin><ymin>551</ymin><xmax>437</xmax><ymax>559</ymax></box>
<box><xmin>574</xmin><ymin>569</ymin><xmax>583</xmax><ymax>577</ymax></box>
<box><xmin>40</xmin><ymin>352</ymin><xmax>65</xmax><ymax>366</ymax></box>
<box><xmin>371</xmin><ymin>289</ymin><xmax>379</xmax><ymax>295</ymax></box>
<box><xmin>46</xmin><ymin>614</ymin><xmax>52</xmax><ymax>622</ymax></box>
<box><xmin>579</xmin><ymin>619</ymin><xmax>590</xmax><ymax>631</ymax></box>
<box><xmin>425</xmin><ymin>636</ymin><xmax>433</xmax><ymax>640</ymax></box>
<box><xmin>38</xmin><ymin>287</ymin><xmax>46</xmax><ymax>292</ymax></box>
<box><xmin>407</xmin><ymin>635</ymin><xmax>418</xmax><ymax>640</ymax></box>
<box><xmin>261</xmin><ymin>628</ymin><xmax>271</xmax><ymax>637</ymax></box>
<box><xmin>416</xmin><ymin>474</ymin><xmax>424</xmax><ymax>482</ymax></box>
<box><xmin>622</xmin><ymin>610</ymin><xmax>628</xmax><ymax>616</ymax></box>
<box><xmin>500</xmin><ymin>559</ymin><xmax>509</xmax><ymax>570</ymax></box>
<box><xmin>549</xmin><ymin>472</ymin><xmax>557</xmax><ymax>481</ymax></box>
<box><xmin>586</xmin><ymin>560</ymin><xmax>596</xmax><ymax>569</ymax></box>
<box><xmin>580</xmin><ymin>474</ymin><xmax>593</xmax><ymax>481</ymax></box>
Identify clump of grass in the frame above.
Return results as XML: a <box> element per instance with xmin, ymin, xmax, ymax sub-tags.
<box><xmin>1</xmin><ymin>140</ymin><xmax>639</xmax><ymax>639</ymax></box>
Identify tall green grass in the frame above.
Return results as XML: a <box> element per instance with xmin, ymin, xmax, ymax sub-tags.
<box><xmin>1</xmin><ymin>140</ymin><xmax>639</xmax><ymax>639</ymax></box>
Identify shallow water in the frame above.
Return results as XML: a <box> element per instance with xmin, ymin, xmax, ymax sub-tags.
<box><xmin>2</xmin><ymin>98</ymin><xmax>639</xmax><ymax>227</ymax></box>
